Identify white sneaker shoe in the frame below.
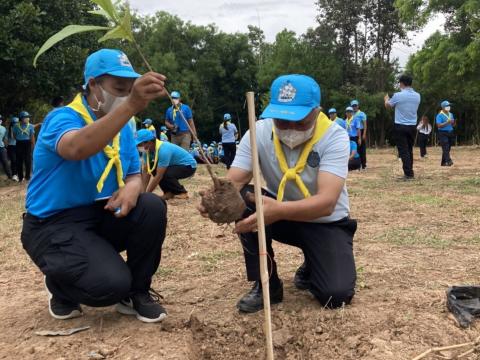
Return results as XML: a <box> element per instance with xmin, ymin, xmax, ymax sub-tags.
<box><xmin>12</xmin><ymin>175</ymin><xmax>19</xmax><ymax>182</ymax></box>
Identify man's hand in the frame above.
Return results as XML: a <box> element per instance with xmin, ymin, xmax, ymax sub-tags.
<box><xmin>234</xmin><ymin>193</ymin><xmax>284</xmax><ymax>234</ymax></box>
<box><xmin>126</xmin><ymin>72</ymin><xmax>167</xmax><ymax>113</ymax></box>
<box><xmin>384</xmin><ymin>94</ymin><xmax>390</xmax><ymax>102</ymax></box>
<box><xmin>358</xmin><ymin>139</ymin><xmax>362</xmax><ymax>146</ymax></box>
<box><xmin>104</xmin><ymin>179</ymin><xmax>142</xmax><ymax>218</ymax></box>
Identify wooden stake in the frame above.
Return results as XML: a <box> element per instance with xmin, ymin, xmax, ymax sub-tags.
<box><xmin>246</xmin><ymin>91</ymin><xmax>274</xmax><ymax>360</ymax></box>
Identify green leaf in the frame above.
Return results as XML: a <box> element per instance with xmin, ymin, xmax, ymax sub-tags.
<box><xmin>92</xmin><ymin>0</ymin><xmax>120</xmax><ymax>22</ymax></box>
<box><xmin>33</xmin><ymin>25</ymin><xmax>111</xmax><ymax>67</ymax></box>
<box><xmin>88</xmin><ymin>8</ymin><xmax>110</xmax><ymax>18</ymax></box>
<box><xmin>98</xmin><ymin>7</ymin><xmax>133</xmax><ymax>43</ymax></box>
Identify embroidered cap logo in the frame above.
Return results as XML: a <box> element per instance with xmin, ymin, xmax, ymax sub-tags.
<box><xmin>278</xmin><ymin>81</ymin><xmax>297</xmax><ymax>103</ymax></box>
<box><xmin>118</xmin><ymin>53</ymin><xmax>132</xmax><ymax>67</ymax></box>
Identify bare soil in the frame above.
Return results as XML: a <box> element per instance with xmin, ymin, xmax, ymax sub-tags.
<box><xmin>1</xmin><ymin>145</ymin><xmax>479</xmax><ymax>360</ymax></box>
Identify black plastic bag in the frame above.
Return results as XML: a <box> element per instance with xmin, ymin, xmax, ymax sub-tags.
<box><xmin>447</xmin><ymin>286</ymin><xmax>480</xmax><ymax>328</ymax></box>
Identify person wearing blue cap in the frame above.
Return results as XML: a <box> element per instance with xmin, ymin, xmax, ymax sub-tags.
<box><xmin>165</xmin><ymin>91</ymin><xmax>197</xmax><ymax>150</ymax></box>
<box><xmin>384</xmin><ymin>74</ymin><xmax>421</xmax><ymax>180</ymax></box>
<box><xmin>436</xmin><ymin>100</ymin><xmax>456</xmax><ymax>166</ymax></box>
<box><xmin>6</xmin><ymin>117</ymin><xmax>19</xmax><ymax>181</ymax></box>
<box><xmin>136</xmin><ymin>129</ymin><xmax>196</xmax><ymax>200</ymax></box>
<box><xmin>0</xmin><ymin>115</ymin><xmax>13</xmax><ymax>180</ymax></box>
<box><xmin>350</xmin><ymin>100</ymin><xmax>368</xmax><ymax>170</ymax></box>
<box><xmin>328</xmin><ymin>108</ymin><xmax>346</xmax><ymax>130</ymax></box>
<box><xmin>21</xmin><ymin>49</ymin><xmax>170</xmax><ymax>323</ymax></box>
<box><xmin>12</xmin><ymin>111</ymin><xmax>35</xmax><ymax>182</ymax></box>
<box><xmin>142</xmin><ymin>118</ymin><xmax>157</xmax><ymax>138</ymax></box>
<box><xmin>199</xmin><ymin>74</ymin><xmax>356</xmax><ymax>313</ymax></box>
<box><xmin>219</xmin><ymin>113</ymin><xmax>238</xmax><ymax>169</ymax></box>
<box><xmin>159</xmin><ymin>125</ymin><xmax>169</xmax><ymax>141</ymax></box>
<box><xmin>345</xmin><ymin>106</ymin><xmax>361</xmax><ymax>143</ymax></box>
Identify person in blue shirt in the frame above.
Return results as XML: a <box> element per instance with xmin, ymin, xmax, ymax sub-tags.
<box><xmin>165</xmin><ymin>91</ymin><xmax>197</xmax><ymax>150</ymax></box>
<box><xmin>219</xmin><ymin>113</ymin><xmax>238</xmax><ymax>169</ymax></box>
<box><xmin>328</xmin><ymin>108</ymin><xmax>346</xmax><ymax>130</ymax></box>
<box><xmin>351</xmin><ymin>100</ymin><xmax>367</xmax><ymax>170</ymax></box>
<box><xmin>142</xmin><ymin>118</ymin><xmax>156</xmax><ymax>138</ymax></box>
<box><xmin>348</xmin><ymin>140</ymin><xmax>361</xmax><ymax>171</ymax></box>
<box><xmin>159</xmin><ymin>125</ymin><xmax>169</xmax><ymax>141</ymax></box>
<box><xmin>136</xmin><ymin>129</ymin><xmax>196</xmax><ymax>200</ymax></box>
<box><xmin>385</xmin><ymin>74</ymin><xmax>421</xmax><ymax>180</ymax></box>
<box><xmin>6</xmin><ymin>117</ymin><xmax>19</xmax><ymax>181</ymax></box>
<box><xmin>345</xmin><ymin>106</ymin><xmax>361</xmax><ymax>142</ymax></box>
<box><xmin>13</xmin><ymin>111</ymin><xmax>36</xmax><ymax>182</ymax></box>
<box><xmin>21</xmin><ymin>49</ymin><xmax>170</xmax><ymax>323</ymax></box>
<box><xmin>0</xmin><ymin>115</ymin><xmax>13</xmax><ymax>180</ymax></box>
<box><xmin>436</xmin><ymin>100</ymin><xmax>456</xmax><ymax>166</ymax></box>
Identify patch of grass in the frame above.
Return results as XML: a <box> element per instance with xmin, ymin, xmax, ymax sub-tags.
<box><xmin>375</xmin><ymin>226</ymin><xmax>451</xmax><ymax>248</ymax></box>
<box><xmin>401</xmin><ymin>194</ymin><xmax>449</xmax><ymax>207</ymax></box>
<box><xmin>156</xmin><ymin>267</ymin><xmax>175</xmax><ymax>277</ymax></box>
<box><xmin>458</xmin><ymin>177</ymin><xmax>480</xmax><ymax>194</ymax></box>
<box><xmin>199</xmin><ymin>250</ymin><xmax>240</xmax><ymax>272</ymax></box>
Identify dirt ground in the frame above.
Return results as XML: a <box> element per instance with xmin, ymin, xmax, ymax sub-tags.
<box><xmin>1</xmin><ymin>145</ymin><xmax>480</xmax><ymax>360</ymax></box>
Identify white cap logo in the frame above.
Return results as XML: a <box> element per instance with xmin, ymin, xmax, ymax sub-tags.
<box><xmin>119</xmin><ymin>53</ymin><xmax>132</xmax><ymax>67</ymax></box>
<box><xmin>278</xmin><ymin>81</ymin><xmax>296</xmax><ymax>103</ymax></box>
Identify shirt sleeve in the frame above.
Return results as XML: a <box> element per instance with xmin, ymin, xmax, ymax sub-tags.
<box><xmin>388</xmin><ymin>92</ymin><xmax>400</xmax><ymax>107</ymax></box>
<box><xmin>319</xmin><ymin>128</ymin><xmax>349</xmax><ymax>179</ymax></box>
<box><xmin>231</xmin><ymin>130</ymin><xmax>252</xmax><ymax>171</ymax></box>
<box><xmin>436</xmin><ymin>113</ymin><xmax>444</xmax><ymax>124</ymax></box>
<box><xmin>184</xmin><ymin>105</ymin><xmax>193</xmax><ymax>120</ymax></box>
<box><xmin>41</xmin><ymin>110</ymin><xmax>84</xmax><ymax>153</ymax></box>
<box><xmin>165</xmin><ymin>108</ymin><xmax>172</xmax><ymax>122</ymax></box>
<box><xmin>156</xmin><ymin>145</ymin><xmax>173</xmax><ymax>168</ymax></box>
<box><xmin>126</xmin><ymin>130</ymin><xmax>140</xmax><ymax>175</ymax></box>
<box><xmin>29</xmin><ymin>125</ymin><xmax>35</xmax><ymax>137</ymax></box>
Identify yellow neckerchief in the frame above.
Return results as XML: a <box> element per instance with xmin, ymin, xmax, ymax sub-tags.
<box><xmin>67</xmin><ymin>93</ymin><xmax>124</xmax><ymax>193</ymax></box>
<box><xmin>272</xmin><ymin>112</ymin><xmax>332</xmax><ymax>202</ymax></box>
<box><xmin>147</xmin><ymin>124</ymin><xmax>156</xmax><ymax>132</ymax></box>
<box><xmin>16</xmin><ymin>123</ymin><xmax>31</xmax><ymax>136</ymax></box>
<box><xmin>346</xmin><ymin>115</ymin><xmax>353</xmax><ymax>128</ymax></box>
<box><xmin>172</xmin><ymin>103</ymin><xmax>181</xmax><ymax>121</ymax></box>
<box><xmin>146</xmin><ymin>139</ymin><xmax>163</xmax><ymax>174</ymax></box>
<box><xmin>440</xmin><ymin>110</ymin><xmax>451</xmax><ymax>122</ymax></box>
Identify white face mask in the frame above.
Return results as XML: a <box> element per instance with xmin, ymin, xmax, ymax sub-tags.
<box><xmin>444</xmin><ymin>106</ymin><xmax>451</xmax><ymax>112</ymax></box>
<box><xmin>275</xmin><ymin>125</ymin><xmax>315</xmax><ymax>149</ymax></box>
<box><xmin>92</xmin><ymin>85</ymin><xmax>128</xmax><ymax>113</ymax></box>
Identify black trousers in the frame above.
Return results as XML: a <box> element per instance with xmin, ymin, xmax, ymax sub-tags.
<box><xmin>7</xmin><ymin>145</ymin><xmax>16</xmax><ymax>176</ymax></box>
<box><xmin>16</xmin><ymin>140</ymin><xmax>32</xmax><ymax>181</ymax></box>
<box><xmin>159</xmin><ymin>165</ymin><xmax>196</xmax><ymax>194</ymax></box>
<box><xmin>222</xmin><ymin>142</ymin><xmax>237</xmax><ymax>169</ymax></box>
<box><xmin>418</xmin><ymin>133</ymin><xmax>429</xmax><ymax>157</ymax></box>
<box><xmin>348</xmin><ymin>158</ymin><xmax>361</xmax><ymax>171</ymax></box>
<box><xmin>238</xmin><ymin>186</ymin><xmax>357</xmax><ymax>308</ymax></box>
<box><xmin>0</xmin><ymin>147</ymin><xmax>11</xmax><ymax>178</ymax></box>
<box><xmin>439</xmin><ymin>131</ymin><xmax>454</xmax><ymax>165</ymax></box>
<box><xmin>21</xmin><ymin>193</ymin><xmax>167</xmax><ymax>307</ymax></box>
<box><xmin>394</xmin><ymin>124</ymin><xmax>416</xmax><ymax>178</ymax></box>
<box><xmin>358</xmin><ymin>138</ymin><xmax>367</xmax><ymax>169</ymax></box>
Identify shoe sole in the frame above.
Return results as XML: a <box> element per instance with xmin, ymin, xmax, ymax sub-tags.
<box><xmin>115</xmin><ymin>303</ymin><xmax>167</xmax><ymax>323</ymax></box>
<box><xmin>45</xmin><ymin>277</ymin><xmax>83</xmax><ymax>320</ymax></box>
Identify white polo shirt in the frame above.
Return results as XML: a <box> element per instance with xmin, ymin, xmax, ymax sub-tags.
<box><xmin>232</xmin><ymin>118</ymin><xmax>350</xmax><ymax>223</ymax></box>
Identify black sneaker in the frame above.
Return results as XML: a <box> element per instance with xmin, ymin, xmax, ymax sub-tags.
<box><xmin>293</xmin><ymin>262</ymin><xmax>311</xmax><ymax>290</ymax></box>
<box><xmin>116</xmin><ymin>289</ymin><xmax>167</xmax><ymax>323</ymax></box>
<box><xmin>236</xmin><ymin>279</ymin><xmax>283</xmax><ymax>313</ymax></box>
<box><xmin>45</xmin><ymin>278</ymin><xmax>82</xmax><ymax>320</ymax></box>
<box><xmin>397</xmin><ymin>175</ymin><xmax>414</xmax><ymax>181</ymax></box>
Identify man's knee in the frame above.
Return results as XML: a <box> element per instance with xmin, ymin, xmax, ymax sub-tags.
<box><xmin>310</xmin><ymin>284</ymin><xmax>355</xmax><ymax>309</ymax></box>
<box><xmin>81</xmin><ymin>270</ymin><xmax>132</xmax><ymax>307</ymax></box>
<box><xmin>136</xmin><ymin>193</ymin><xmax>167</xmax><ymax>223</ymax></box>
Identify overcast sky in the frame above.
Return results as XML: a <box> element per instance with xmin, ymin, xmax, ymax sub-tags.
<box><xmin>132</xmin><ymin>0</ymin><xmax>444</xmax><ymax>67</ymax></box>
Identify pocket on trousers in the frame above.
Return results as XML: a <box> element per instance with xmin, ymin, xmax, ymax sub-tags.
<box><xmin>41</xmin><ymin>232</ymin><xmax>89</xmax><ymax>284</ymax></box>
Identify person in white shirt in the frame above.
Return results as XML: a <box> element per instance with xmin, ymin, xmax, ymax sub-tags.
<box><xmin>416</xmin><ymin>115</ymin><xmax>432</xmax><ymax>158</ymax></box>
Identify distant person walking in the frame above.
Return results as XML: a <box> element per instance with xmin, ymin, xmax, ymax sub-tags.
<box><xmin>384</xmin><ymin>74</ymin><xmax>421</xmax><ymax>180</ymax></box>
<box><xmin>416</xmin><ymin>115</ymin><xmax>432</xmax><ymax>158</ymax></box>
<box><xmin>219</xmin><ymin>113</ymin><xmax>238</xmax><ymax>169</ymax></box>
<box><xmin>436</xmin><ymin>100</ymin><xmax>455</xmax><ymax>166</ymax></box>
<box><xmin>351</xmin><ymin>100</ymin><xmax>367</xmax><ymax>170</ymax></box>
<box><xmin>165</xmin><ymin>91</ymin><xmax>197</xmax><ymax>150</ymax></box>
<box><xmin>13</xmin><ymin>111</ymin><xmax>35</xmax><ymax>182</ymax></box>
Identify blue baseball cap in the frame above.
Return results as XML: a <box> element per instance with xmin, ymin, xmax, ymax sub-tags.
<box><xmin>142</xmin><ymin>118</ymin><xmax>152</xmax><ymax>125</ymax></box>
<box><xmin>171</xmin><ymin>91</ymin><xmax>181</xmax><ymax>99</ymax></box>
<box><xmin>346</xmin><ymin>106</ymin><xmax>354</xmax><ymax>112</ymax></box>
<box><xmin>351</xmin><ymin>100</ymin><xmax>359</xmax><ymax>106</ymax></box>
<box><xmin>19</xmin><ymin>111</ymin><xmax>31</xmax><ymax>119</ymax></box>
<box><xmin>328</xmin><ymin>108</ymin><xmax>337</xmax><ymax>114</ymax></box>
<box><xmin>260</xmin><ymin>74</ymin><xmax>321</xmax><ymax>122</ymax></box>
<box><xmin>224</xmin><ymin>113</ymin><xmax>232</xmax><ymax>121</ymax></box>
<box><xmin>441</xmin><ymin>100</ymin><xmax>451</xmax><ymax>108</ymax></box>
<box><xmin>160</xmin><ymin>126</ymin><xmax>167</xmax><ymax>131</ymax></box>
<box><xmin>135</xmin><ymin>129</ymin><xmax>156</xmax><ymax>145</ymax></box>
<box><xmin>11</xmin><ymin>116</ymin><xmax>19</xmax><ymax>123</ymax></box>
<box><xmin>83</xmin><ymin>49</ymin><xmax>141</xmax><ymax>86</ymax></box>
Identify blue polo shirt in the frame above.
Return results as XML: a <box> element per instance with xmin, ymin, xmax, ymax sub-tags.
<box><xmin>26</xmin><ymin>98</ymin><xmax>140</xmax><ymax>218</ymax></box>
<box><xmin>146</xmin><ymin>141</ymin><xmax>197</xmax><ymax>169</ymax></box>
<box><xmin>13</xmin><ymin>123</ymin><xmax>34</xmax><ymax>141</ymax></box>
<box><xmin>0</xmin><ymin>126</ymin><xmax>6</xmax><ymax>148</ymax></box>
<box><xmin>346</xmin><ymin>117</ymin><xmax>361</xmax><ymax>138</ymax></box>
<box><xmin>334</xmin><ymin>117</ymin><xmax>346</xmax><ymax>130</ymax></box>
<box><xmin>353</xmin><ymin>111</ymin><xmax>367</xmax><ymax>130</ymax></box>
<box><xmin>165</xmin><ymin>104</ymin><xmax>193</xmax><ymax>133</ymax></box>
<box><xmin>350</xmin><ymin>141</ymin><xmax>360</xmax><ymax>159</ymax></box>
<box><xmin>388</xmin><ymin>87</ymin><xmax>421</xmax><ymax>125</ymax></box>
<box><xmin>436</xmin><ymin>112</ymin><xmax>455</xmax><ymax>132</ymax></box>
